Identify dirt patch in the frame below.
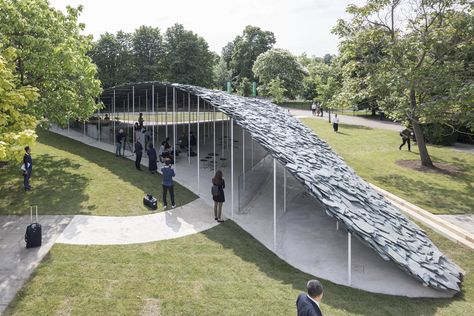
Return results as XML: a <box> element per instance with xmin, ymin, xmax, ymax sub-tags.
<box><xmin>395</xmin><ymin>160</ymin><xmax>463</xmax><ymax>176</ymax></box>
<box><xmin>140</xmin><ymin>298</ymin><xmax>161</xmax><ymax>316</ymax></box>
<box><xmin>54</xmin><ymin>297</ymin><xmax>73</xmax><ymax>316</ymax></box>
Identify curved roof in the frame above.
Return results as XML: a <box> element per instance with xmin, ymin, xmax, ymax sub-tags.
<box><xmin>104</xmin><ymin>82</ymin><xmax>463</xmax><ymax>292</ymax></box>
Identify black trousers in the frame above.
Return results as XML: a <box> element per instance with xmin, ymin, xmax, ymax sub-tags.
<box><xmin>23</xmin><ymin>169</ymin><xmax>32</xmax><ymax>189</ymax></box>
<box><xmin>162</xmin><ymin>185</ymin><xmax>175</xmax><ymax>206</ymax></box>
<box><xmin>333</xmin><ymin>123</ymin><xmax>339</xmax><ymax>132</ymax></box>
<box><xmin>400</xmin><ymin>137</ymin><xmax>411</xmax><ymax>151</ymax></box>
<box><xmin>135</xmin><ymin>153</ymin><xmax>142</xmax><ymax>169</ymax></box>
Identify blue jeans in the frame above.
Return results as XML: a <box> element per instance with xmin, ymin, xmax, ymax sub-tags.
<box><xmin>115</xmin><ymin>142</ymin><xmax>121</xmax><ymax>156</ymax></box>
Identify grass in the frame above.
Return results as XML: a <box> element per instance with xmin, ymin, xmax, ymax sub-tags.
<box><xmin>301</xmin><ymin>118</ymin><xmax>474</xmax><ymax>215</ymax></box>
<box><xmin>0</xmin><ymin>129</ymin><xmax>197</xmax><ymax>216</ymax></box>
<box><xmin>5</xmin><ymin>221</ymin><xmax>473</xmax><ymax>316</ymax></box>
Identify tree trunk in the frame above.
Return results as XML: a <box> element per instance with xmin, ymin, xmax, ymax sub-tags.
<box><xmin>409</xmin><ymin>88</ymin><xmax>434</xmax><ymax>168</ymax></box>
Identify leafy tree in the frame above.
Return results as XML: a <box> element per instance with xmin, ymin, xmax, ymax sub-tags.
<box><xmin>252</xmin><ymin>48</ymin><xmax>306</xmax><ymax>99</ymax></box>
<box><xmin>0</xmin><ymin>48</ymin><xmax>38</xmax><ymax>161</ymax></box>
<box><xmin>334</xmin><ymin>0</ymin><xmax>474</xmax><ymax>167</ymax></box>
<box><xmin>229</xmin><ymin>26</ymin><xmax>276</xmax><ymax>81</ymax></box>
<box><xmin>0</xmin><ymin>0</ymin><xmax>102</xmax><ymax>127</ymax></box>
<box><xmin>236</xmin><ymin>77</ymin><xmax>252</xmax><ymax>97</ymax></box>
<box><xmin>132</xmin><ymin>26</ymin><xmax>165</xmax><ymax>82</ymax></box>
<box><xmin>268</xmin><ymin>77</ymin><xmax>286</xmax><ymax>104</ymax></box>
<box><xmin>164</xmin><ymin>24</ymin><xmax>214</xmax><ymax>87</ymax></box>
<box><xmin>89</xmin><ymin>31</ymin><xmax>135</xmax><ymax>88</ymax></box>
<box><xmin>213</xmin><ymin>57</ymin><xmax>232</xmax><ymax>90</ymax></box>
<box><xmin>221</xmin><ymin>41</ymin><xmax>234</xmax><ymax>68</ymax></box>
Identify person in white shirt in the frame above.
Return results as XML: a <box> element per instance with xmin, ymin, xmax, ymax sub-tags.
<box><xmin>332</xmin><ymin>114</ymin><xmax>340</xmax><ymax>133</ymax></box>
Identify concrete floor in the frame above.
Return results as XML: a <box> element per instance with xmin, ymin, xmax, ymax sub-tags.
<box><xmin>0</xmin><ymin>215</ymin><xmax>71</xmax><ymax>314</ymax></box>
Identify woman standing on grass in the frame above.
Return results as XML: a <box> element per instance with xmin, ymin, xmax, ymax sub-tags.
<box><xmin>211</xmin><ymin>170</ymin><xmax>225</xmax><ymax>222</ymax></box>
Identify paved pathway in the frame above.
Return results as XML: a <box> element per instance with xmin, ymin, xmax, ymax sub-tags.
<box><xmin>0</xmin><ymin>215</ymin><xmax>71</xmax><ymax>314</ymax></box>
<box><xmin>56</xmin><ymin>198</ymin><xmax>217</xmax><ymax>245</ymax></box>
<box><xmin>290</xmin><ymin>108</ymin><xmax>474</xmax><ymax>154</ymax></box>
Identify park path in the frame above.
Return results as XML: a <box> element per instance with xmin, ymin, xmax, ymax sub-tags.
<box><xmin>289</xmin><ymin>108</ymin><xmax>474</xmax><ymax>154</ymax></box>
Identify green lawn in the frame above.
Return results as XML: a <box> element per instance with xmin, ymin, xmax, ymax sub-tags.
<box><xmin>0</xmin><ymin>129</ymin><xmax>197</xmax><ymax>216</ymax></box>
<box><xmin>302</xmin><ymin>118</ymin><xmax>474</xmax><ymax>215</ymax></box>
<box><xmin>5</xmin><ymin>221</ymin><xmax>473</xmax><ymax>316</ymax></box>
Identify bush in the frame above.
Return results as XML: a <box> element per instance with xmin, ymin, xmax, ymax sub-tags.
<box><xmin>279</xmin><ymin>101</ymin><xmax>312</xmax><ymax>110</ymax></box>
<box><xmin>422</xmin><ymin>123</ymin><xmax>458</xmax><ymax>146</ymax></box>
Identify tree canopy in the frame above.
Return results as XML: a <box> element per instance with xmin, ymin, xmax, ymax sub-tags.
<box><xmin>0</xmin><ymin>48</ymin><xmax>38</xmax><ymax>161</ymax></box>
<box><xmin>253</xmin><ymin>48</ymin><xmax>306</xmax><ymax>99</ymax></box>
<box><xmin>333</xmin><ymin>0</ymin><xmax>474</xmax><ymax>166</ymax></box>
<box><xmin>229</xmin><ymin>26</ymin><xmax>276</xmax><ymax>82</ymax></box>
<box><xmin>0</xmin><ymin>0</ymin><xmax>102</xmax><ymax>127</ymax></box>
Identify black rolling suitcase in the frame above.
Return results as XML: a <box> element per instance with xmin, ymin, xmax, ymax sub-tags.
<box><xmin>143</xmin><ymin>194</ymin><xmax>157</xmax><ymax>210</ymax></box>
<box><xmin>25</xmin><ymin>205</ymin><xmax>42</xmax><ymax>248</ymax></box>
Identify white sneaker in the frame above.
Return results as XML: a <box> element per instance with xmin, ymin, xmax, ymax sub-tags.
<box><xmin>163</xmin><ymin>205</ymin><xmax>167</xmax><ymax>210</ymax></box>
<box><xmin>172</xmin><ymin>205</ymin><xmax>176</xmax><ymax>209</ymax></box>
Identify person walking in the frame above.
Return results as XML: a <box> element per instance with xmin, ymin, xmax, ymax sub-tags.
<box><xmin>161</xmin><ymin>158</ymin><xmax>176</xmax><ymax>209</ymax></box>
<box><xmin>22</xmin><ymin>146</ymin><xmax>33</xmax><ymax>191</ymax></box>
<box><xmin>147</xmin><ymin>144</ymin><xmax>158</xmax><ymax>173</ymax></box>
<box><xmin>138</xmin><ymin>112</ymin><xmax>144</xmax><ymax>129</ymax></box>
<box><xmin>115</xmin><ymin>129</ymin><xmax>125</xmax><ymax>157</ymax></box>
<box><xmin>296</xmin><ymin>280</ymin><xmax>324</xmax><ymax>316</ymax></box>
<box><xmin>320</xmin><ymin>106</ymin><xmax>324</xmax><ymax>117</ymax></box>
<box><xmin>311</xmin><ymin>102</ymin><xmax>317</xmax><ymax>116</ymax></box>
<box><xmin>134</xmin><ymin>140</ymin><xmax>143</xmax><ymax>170</ymax></box>
<box><xmin>211</xmin><ymin>170</ymin><xmax>225</xmax><ymax>222</ymax></box>
<box><xmin>332</xmin><ymin>114</ymin><xmax>339</xmax><ymax>132</ymax></box>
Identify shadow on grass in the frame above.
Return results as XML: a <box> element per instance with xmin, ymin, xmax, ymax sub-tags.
<box><xmin>203</xmin><ymin>221</ymin><xmax>455</xmax><ymax>316</ymax></box>
<box><xmin>36</xmin><ymin>129</ymin><xmax>197</xmax><ymax>210</ymax></box>
<box><xmin>0</xmin><ymin>154</ymin><xmax>90</xmax><ymax>216</ymax></box>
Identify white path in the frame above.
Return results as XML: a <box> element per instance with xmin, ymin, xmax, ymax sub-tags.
<box><xmin>56</xmin><ymin>198</ymin><xmax>217</xmax><ymax>245</ymax></box>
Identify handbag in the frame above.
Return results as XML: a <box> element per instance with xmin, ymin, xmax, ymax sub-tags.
<box><xmin>20</xmin><ymin>164</ymin><xmax>26</xmax><ymax>171</ymax></box>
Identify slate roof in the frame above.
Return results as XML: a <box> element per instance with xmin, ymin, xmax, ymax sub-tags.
<box><xmin>104</xmin><ymin>82</ymin><xmax>463</xmax><ymax>293</ymax></box>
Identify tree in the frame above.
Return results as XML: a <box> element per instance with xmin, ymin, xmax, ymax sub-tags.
<box><xmin>252</xmin><ymin>48</ymin><xmax>306</xmax><ymax>99</ymax></box>
<box><xmin>229</xmin><ymin>26</ymin><xmax>276</xmax><ymax>82</ymax></box>
<box><xmin>236</xmin><ymin>77</ymin><xmax>252</xmax><ymax>97</ymax></box>
<box><xmin>213</xmin><ymin>57</ymin><xmax>232</xmax><ymax>90</ymax></box>
<box><xmin>221</xmin><ymin>41</ymin><xmax>234</xmax><ymax>68</ymax></box>
<box><xmin>132</xmin><ymin>26</ymin><xmax>165</xmax><ymax>82</ymax></box>
<box><xmin>0</xmin><ymin>48</ymin><xmax>38</xmax><ymax>161</ymax></box>
<box><xmin>268</xmin><ymin>77</ymin><xmax>287</xmax><ymax>104</ymax></box>
<box><xmin>164</xmin><ymin>24</ymin><xmax>214</xmax><ymax>87</ymax></box>
<box><xmin>0</xmin><ymin>0</ymin><xmax>102</xmax><ymax>127</ymax></box>
<box><xmin>334</xmin><ymin>0</ymin><xmax>474</xmax><ymax>167</ymax></box>
<box><xmin>89</xmin><ymin>31</ymin><xmax>135</xmax><ymax>88</ymax></box>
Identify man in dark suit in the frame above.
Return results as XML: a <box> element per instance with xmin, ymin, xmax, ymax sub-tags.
<box><xmin>296</xmin><ymin>279</ymin><xmax>324</xmax><ymax>316</ymax></box>
<box><xmin>23</xmin><ymin>146</ymin><xmax>33</xmax><ymax>191</ymax></box>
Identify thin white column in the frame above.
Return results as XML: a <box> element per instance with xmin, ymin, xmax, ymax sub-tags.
<box><xmin>197</xmin><ymin>96</ymin><xmax>200</xmax><ymax>195</ymax></box>
<box><xmin>97</xmin><ymin>106</ymin><xmax>101</xmax><ymax>142</ymax></box>
<box><xmin>213</xmin><ymin>104</ymin><xmax>216</xmax><ymax>174</ymax></box>
<box><xmin>152</xmin><ymin>84</ymin><xmax>155</xmax><ymax>148</ymax></box>
<box><xmin>188</xmin><ymin>93</ymin><xmax>191</xmax><ymax>164</ymax></box>
<box><xmin>203</xmin><ymin>102</ymin><xmax>206</xmax><ymax>144</ymax></box>
<box><xmin>221</xmin><ymin>116</ymin><xmax>224</xmax><ymax>157</ymax></box>
<box><xmin>132</xmin><ymin>87</ymin><xmax>135</xmax><ymax>148</ymax></box>
<box><xmin>113</xmin><ymin>89</ymin><xmax>116</xmax><ymax>148</ymax></box>
<box><xmin>242</xmin><ymin>128</ymin><xmax>245</xmax><ymax>191</ymax></box>
<box><xmin>251</xmin><ymin>136</ymin><xmax>254</xmax><ymax>169</ymax></box>
<box><xmin>273</xmin><ymin>158</ymin><xmax>277</xmax><ymax>251</ymax></box>
<box><xmin>348</xmin><ymin>232</ymin><xmax>352</xmax><ymax>285</ymax></box>
<box><xmin>165</xmin><ymin>87</ymin><xmax>168</xmax><ymax>137</ymax></box>
<box><xmin>231</xmin><ymin>118</ymin><xmax>234</xmax><ymax>220</ymax></box>
<box><xmin>173</xmin><ymin>87</ymin><xmax>176</xmax><ymax>169</ymax></box>
<box><xmin>83</xmin><ymin>120</ymin><xmax>86</xmax><ymax>137</ymax></box>
<box><xmin>283</xmin><ymin>168</ymin><xmax>287</xmax><ymax>213</ymax></box>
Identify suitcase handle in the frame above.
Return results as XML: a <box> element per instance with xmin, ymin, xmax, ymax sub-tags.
<box><xmin>30</xmin><ymin>205</ymin><xmax>38</xmax><ymax>223</ymax></box>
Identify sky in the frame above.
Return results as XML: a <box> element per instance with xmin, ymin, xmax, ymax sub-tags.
<box><xmin>49</xmin><ymin>0</ymin><xmax>365</xmax><ymax>57</ymax></box>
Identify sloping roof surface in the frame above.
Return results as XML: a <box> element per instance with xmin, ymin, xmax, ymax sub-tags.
<box><xmin>105</xmin><ymin>82</ymin><xmax>463</xmax><ymax>292</ymax></box>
